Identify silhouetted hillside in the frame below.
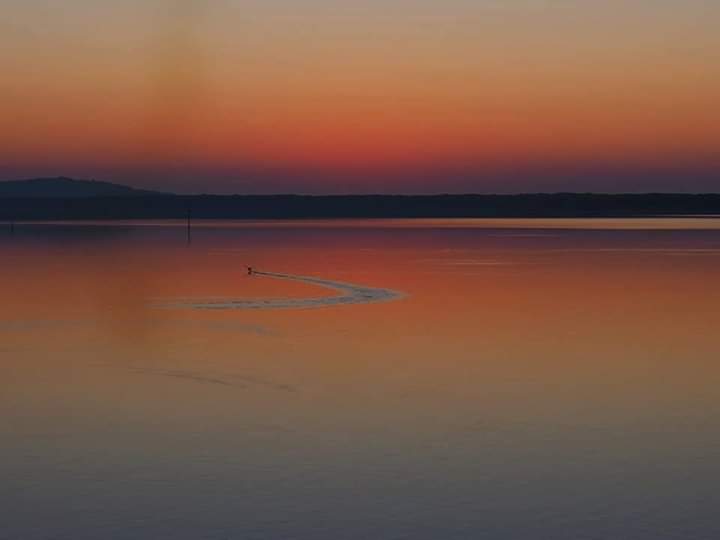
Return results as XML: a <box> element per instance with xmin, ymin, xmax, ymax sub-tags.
<box><xmin>0</xmin><ymin>177</ymin><xmax>170</xmax><ymax>198</ymax></box>
<box><xmin>2</xmin><ymin>192</ymin><xmax>720</xmax><ymax>220</ymax></box>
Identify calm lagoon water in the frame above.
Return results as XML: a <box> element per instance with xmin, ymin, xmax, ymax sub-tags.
<box><xmin>2</xmin><ymin>219</ymin><xmax>720</xmax><ymax>539</ymax></box>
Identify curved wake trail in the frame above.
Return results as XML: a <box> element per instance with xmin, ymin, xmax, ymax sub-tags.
<box><xmin>160</xmin><ymin>271</ymin><xmax>405</xmax><ymax>310</ymax></box>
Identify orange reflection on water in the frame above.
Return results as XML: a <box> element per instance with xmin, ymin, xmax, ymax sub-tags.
<box><xmin>2</xmin><ymin>220</ymin><xmax>720</xmax><ymax>424</ymax></box>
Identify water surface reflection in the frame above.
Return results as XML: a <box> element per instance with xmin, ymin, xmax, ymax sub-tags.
<box><xmin>1</xmin><ymin>219</ymin><xmax>719</xmax><ymax>539</ymax></box>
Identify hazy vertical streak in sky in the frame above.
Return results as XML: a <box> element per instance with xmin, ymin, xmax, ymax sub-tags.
<box><xmin>141</xmin><ymin>0</ymin><xmax>211</xmax><ymax>163</ymax></box>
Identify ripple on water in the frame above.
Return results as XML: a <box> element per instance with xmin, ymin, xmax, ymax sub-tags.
<box><xmin>157</xmin><ymin>271</ymin><xmax>405</xmax><ymax>310</ymax></box>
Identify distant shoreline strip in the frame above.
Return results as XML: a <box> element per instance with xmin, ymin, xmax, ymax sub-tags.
<box><xmin>159</xmin><ymin>271</ymin><xmax>405</xmax><ymax>310</ymax></box>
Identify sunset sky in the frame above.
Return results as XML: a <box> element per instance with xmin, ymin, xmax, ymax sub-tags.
<box><xmin>1</xmin><ymin>0</ymin><xmax>718</xmax><ymax>193</ymax></box>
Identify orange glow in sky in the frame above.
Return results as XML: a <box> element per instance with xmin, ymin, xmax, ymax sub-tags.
<box><xmin>1</xmin><ymin>1</ymin><xmax>718</xmax><ymax>192</ymax></box>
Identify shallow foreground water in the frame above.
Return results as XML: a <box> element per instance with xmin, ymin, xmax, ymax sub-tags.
<box><xmin>2</xmin><ymin>219</ymin><xmax>720</xmax><ymax>540</ymax></box>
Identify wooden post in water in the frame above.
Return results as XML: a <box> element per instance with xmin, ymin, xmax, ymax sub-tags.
<box><xmin>186</xmin><ymin>201</ymin><xmax>192</xmax><ymax>245</ymax></box>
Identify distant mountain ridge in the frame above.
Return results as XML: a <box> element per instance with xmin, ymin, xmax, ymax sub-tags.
<box><xmin>2</xmin><ymin>177</ymin><xmax>720</xmax><ymax>219</ymax></box>
<box><xmin>0</xmin><ymin>177</ymin><xmax>171</xmax><ymax>198</ymax></box>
